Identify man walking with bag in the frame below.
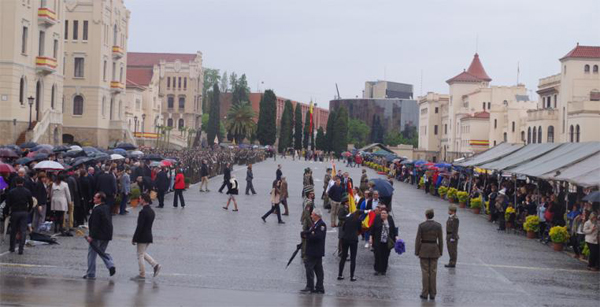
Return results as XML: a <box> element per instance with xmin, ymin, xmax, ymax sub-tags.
<box><xmin>84</xmin><ymin>192</ymin><xmax>116</xmax><ymax>279</ymax></box>
<box><xmin>131</xmin><ymin>193</ymin><xmax>161</xmax><ymax>280</ymax></box>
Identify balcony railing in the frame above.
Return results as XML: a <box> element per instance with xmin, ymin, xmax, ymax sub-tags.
<box><xmin>38</xmin><ymin>8</ymin><xmax>57</xmax><ymax>27</ymax></box>
<box><xmin>35</xmin><ymin>56</ymin><xmax>57</xmax><ymax>74</ymax></box>
<box><xmin>110</xmin><ymin>81</ymin><xmax>125</xmax><ymax>94</ymax></box>
<box><xmin>527</xmin><ymin>108</ymin><xmax>559</xmax><ymax>121</ymax></box>
<box><xmin>112</xmin><ymin>46</ymin><xmax>124</xmax><ymax>59</ymax></box>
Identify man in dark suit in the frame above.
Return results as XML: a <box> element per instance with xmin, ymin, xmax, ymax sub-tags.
<box><xmin>154</xmin><ymin>167</ymin><xmax>169</xmax><ymax>208</ymax></box>
<box><xmin>245</xmin><ymin>164</ymin><xmax>256</xmax><ymax>195</ymax></box>
<box><xmin>276</xmin><ymin>164</ymin><xmax>282</xmax><ymax>181</ymax></box>
<box><xmin>218</xmin><ymin>163</ymin><xmax>231</xmax><ymax>193</ymax></box>
<box><xmin>131</xmin><ymin>193</ymin><xmax>161</xmax><ymax>280</ymax></box>
<box><xmin>84</xmin><ymin>192</ymin><xmax>116</xmax><ymax>279</ymax></box>
<box><xmin>199</xmin><ymin>160</ymin><xmax>210</xmax><ymax>192</ymax></box>
<box><xmin>415</xmin><ymin>209</ymin><xmax>444</xmax><ymax>301</ymax></box>
<box><xmin>95</xmin><ymin>166</ymin><xmax>117</xmax><ymax>210</ymax></box>
<box><xmin>6</xmin><ymin>177</ymin><xmax>34</xmax><ymax>254</ymax></box>
<box><xmin>301</xmin><ymin>209</ymin><xmax>327</xmax><ymax>294</ymax></box>
<box><xmin>445</xmin><ymin>205</ymin><xmax>459</xmax><ymax>268</ymax></box>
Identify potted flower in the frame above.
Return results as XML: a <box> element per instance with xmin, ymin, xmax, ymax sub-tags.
<box><xmin>447</xmin><ymin>188</ymin><xmax>457</xmax><ymax>203</ymax></box>
<box><xmin>469</xmin><ymin>197</ymin><xmax>482</xmax><ymax>214</ymax></box>
<box><xmin>129</xmin><ymin>186</ymin><xmax>141</xmax><ymax>207</ymax></box>
<box><xmin>457</xmin><ymin>191</ymin><xmax>469</xmax><ymax>208</ymax></box>
<box><xmin>505</xmin><ymin>206</ymin><xmax>516</xmax><ymax>229</ymax></box>
<box><xmin>523</xmin><ymin>215</ymin><xmax>540</xmax><ymax>239</ymax></box>
<box><xmin>184</xmin><ymin>177</ymin><xmax>191</xmax><ymax>189</ymax></box>
<box><xmin>549</xmin><ymin>226</ymin><xmax>569</xmax><ymax>251</ymax></box>
<box><xmin>438</xmin><ymin>186</ymin><xmax>448</xmax><ymax>199</ymax></box>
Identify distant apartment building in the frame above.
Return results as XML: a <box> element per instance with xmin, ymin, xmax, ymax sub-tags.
<box><xmin>220</xmin><ymin>92</ymin><xmax>329</xmax><ymax>131</ymax></box>
<box><xmin>364</xmin><ymin>80</ymin><xmax>413</xmax><ymax>99</ymax></box>
<box><xmin>125</xmin><ymin>63</ymin><xmax>162</xmax><ymax>141</ymax></box>
<box><xmin>61</xmin><ymin>0</ymin><xmax>133</xmax><ymax>147</ymax></box>
<box><xmin>0</xmin><ymin>0</ymin><xmax>65</xmax><ymax>145</ymax></box>
<box><xmin>127</xmin><ymin>52</ymin><xmax>203</xmax><ymax>136</ymax></box>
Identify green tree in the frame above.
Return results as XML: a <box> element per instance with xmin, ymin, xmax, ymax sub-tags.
<box><xmin>278</xmin><ymin>100</ymin><xmax>293</xmax><ymax>152</ymax></box>
<box><xmin>333</xmin><ymin>106</ymin><xmax>348</xmax><ymax>154</ymax></box>
<box><xmin>229</xmin><ymin>72</ymin><xmax>238</xmax><ymax>93</ymax></box>
<box><xmin>348</xmin><ymin>118</ymin><xmax>370</xmax><ymax>148</ymax></box>
<box><xmin>207</xmin><ymin>83</ymin><xmax>221</xmax><ymax>145</ymax></box>
<box><xmin>220</xmin><ymin>71</ymin><xmax>228</xmax><ymax>93</ymax></box>
<box><xmin>232</xmin><ymin>74</ymin><xmax>250</xmax><ymax>106</ymax></box>
<box><xmin>315</xmin><ymin>127</ymin><xmax>325</xmax><ymax>150</ymax></box>
<box><xmin>302</xmin><ymin>110</ymin><xmax>310</xmax><ymax>149</ymax></box>
<box><xmin>384</xmin><ymin>131</ymin><xmax>418</xmax><ymax>148</ymax></box>
<box><xmin>256</xmin><ymin>90</ymin><xmax>277</xmax><ymax>145</ymax></box>
<box><xmin>324</xmin><ymin>110</ymin><xmax>336</xmax><ymax>152</ymax></box>
<box><xmin>202</xmin><ymin>68</ymin><xmax>220</xmax><ymax>113</ymax></box>
<box><xmin>226</xmin><ymin>102</ymin><xmax>256</xmax><ymax>144</ymax></box>
<box><xmin>370</xmin><ymin>115</ymin><xmax>384</xmax><ymax>143</ymax></box>
<box><xmin>293</xmin><ymin>104</ymin><xmax>303</xmax><ymax>150</ymax></box>
<box><xmin>201</xmin><ymin>113</ymin><xmax>209</xmax><ymax>131</ymax></box>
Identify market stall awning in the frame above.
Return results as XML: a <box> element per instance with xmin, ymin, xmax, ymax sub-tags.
<box><xmin>538</xmin><ymin>150</ymin><xmax>600</xmax><ymax>187</ymax></box>
<box><xmin>506</xmin><ymin>142</ymin><xmax>600</xmax><ymax>177</ymax></box>
<box><xmin>478</xmin><ymin>143</ymin><xmax>561</xmax><ymax>171</ymax></box>
<box><xmin>454</xmin><ymin>143</ymin><xmax>523</xmax><ymax>167</ymax></box>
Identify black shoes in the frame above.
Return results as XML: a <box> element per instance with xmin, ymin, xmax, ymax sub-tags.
<box><xmin>444</xmin><ymin>264</ymin><xmax>456</xmax><ymax>268</ymax></box>
<box><xmin>350</xmin><ymin>277</ymin><xmax>357</xmax><ymax>282</ymax></box>
<box><xmin>109</xmin><ymin>267</ymin><xmax>116</xmax><ymax>276</ymax></box>
<box><xmin>337</xmin><ymin>276</ymin><xmax>344</xmax><ymax>280</ymax></box>
<box><xmin>430</xmin><ymin>296</ymin><xmax>436</xmax><ymax>300</ymax></box>
<box><xmin>83</xmin><ymin>275</ymin><xmax>96</xmax><ymax>280</ymax></box>
<box><xmin>419</xmin><ymin>295</ymin><xmax>428</xmax><ymax>300</ymax></box>
<box><xmin>261</xmin><ymin>217</ymin><xmax>266</xmax><ymax>223</ymax></box>
<box><xmin>311</xmin><ymin>289</ymin><xmax>325</xmax><ymax>294</ymax></box>
<box><xmin>278</xmin><ymin>221</ymin><xmax>286</xmax><ymax>224</ymax></box>
<box><xmin>18</xmin><ymin>250</ymin><xmax>23</xmax><ymax>255</ymax></box>
<box><xmin>300</xmin><ymin>287</ymin><xmax>313</xmax><ymax>293</ymax></box>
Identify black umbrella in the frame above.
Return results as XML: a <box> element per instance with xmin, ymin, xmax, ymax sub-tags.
<box><xmin>71</xmin><ymin>157</ymin><xmax>93</xmax><ymax>168</ymax></box>
<box><xmin>33</xmin><ymin>153</ymin><xmax>49</xmax><ymax>161</ymax></box>
<box><xmin>142</xmin><ymin>154</ymin><xmax>163</xmax><ymax>161</ymax></box>
<box><xmin>53</xmin><ymin>145</ymin><xmax>71</xmax><ymax>152</ymax></box>
<box><xmin>4</xmin><ymin>145</ymin><xmax>22</xmax><ymax>152</ymax></box>
<box><xmin>30</xmin><ymin>232</ymin><xmax>59</xmax><ymax>245</ymax></box>
<box><xmin>20</xmin><ymin>141</ymin><xmax>38</xmax><ymax>149</ymax></box>
<box><xmin>64</xmin><ymin>150</ymin><xmax>88</xmax><ymax>158</ymax></box>
<box><xmin>286</xmin><ymin>243</ymin><xmax>303</xmax><ymax>268</ymax></box>
<box><xmin>115</xmin><ymin>142</ymin><xmax>137</xmax><ymax>150</ymax></box>
<box><xmin>93</xmin><ymin>154</ymin><xmax>110</xmax><ymax>162</ymax></box>
<box><xmin>15</xmin><ymin>157</ymin><xmax>34</xmax><ymax>165</ymax></box>
<box><xmin>0</xmin><ymin>148</ymin><xmax>19</xmax><ymax>158</ymax></box>
<box><xmin>85</xmin><ymin>236</ymin><xmax>108</xmax><ymax>258</ymax></box>
<box><xmin>583</xmin><ymin>191</ymin><xmax>600</xmax><ymax>203</ymax></box>
<box><xmin>370</xmin><ymin>178</ymin><xmax>395</xmax><ymax>198</ymax></box>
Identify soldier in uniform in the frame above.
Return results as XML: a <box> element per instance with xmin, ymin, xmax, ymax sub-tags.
<box><xmin>360</xmin><ymin>169</ymin><xmax>369</xmax><ymax>193</ymax></box>
<box><xmin>300</xmin><ymin>209</ymin><xmax>326</xmax><ymax>294</ymax></box>
<box><xmin>322</xmin><ymin>168</ymin><xmax>332</xmax><ymax>211</ymax></box>
<box><xmin>302</xmin><ymin>168</ymin><xmax>314</xmax><ymax>197</ymax></box>
<box><xmin>300</xmin><ymin>185</ymin><xmax>315</xmax><ymax>260</ymax></box>
<box><xmin>445</xmin><ymin>205</ymin><xmax>459</xmax><ymax>268</ymax></box>
<box><xmin>415</xmin><ymin>208</ymin><xmax>443</xmax><ymax>301</ymax></box>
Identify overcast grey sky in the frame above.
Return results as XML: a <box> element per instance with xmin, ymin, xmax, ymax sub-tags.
<box><xmin>127</xmin><ymin>0</ymin><xmax>600</xmax><ymax>107</ymax></box>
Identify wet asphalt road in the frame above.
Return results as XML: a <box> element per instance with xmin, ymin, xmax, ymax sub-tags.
<box><xmin>1</xmin><ymin>157</ymin><xmax>599</xmax><ymax>307</ymax></box>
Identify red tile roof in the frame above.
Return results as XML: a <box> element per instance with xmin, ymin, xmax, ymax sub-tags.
<box><xmin>126</xmin><ymin>67</ymin><xmax>153</xmax><ymax>87</ymax></box>
<box><xmin>127</xmin><ymin>52</ymin><xmax>198</xmax><ymax>67</ymax></box>
<box><xmin>447</xmin><ymin>53</ymin><xmax>492</xmax><ymax>84</ymax></box>
<box><xmin>560</xmin><ymin>44</ymin><xmax>600</xmax><ymax>60</ymax></box>
<box><xmin>473</xmin><ymin>111</ymin><xmax>490</xmax><ymax>118</ymax></box>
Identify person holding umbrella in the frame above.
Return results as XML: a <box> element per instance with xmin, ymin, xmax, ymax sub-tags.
<box><xmin>83</xmin><ymin>192</ymin><xmax>116</xmax><ymax>279</ymax></box>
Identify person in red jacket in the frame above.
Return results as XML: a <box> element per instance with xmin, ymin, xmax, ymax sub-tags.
<box><xmin>173</xmin><ymin>169</ymin><xmax>186</xmax><ymax>208</ymax></box>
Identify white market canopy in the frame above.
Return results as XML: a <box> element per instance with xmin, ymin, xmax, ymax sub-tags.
<box><xmin>454</xmin><ymin>143</ymin><xmax>523</xmax><ymax>167</ymax></box>
<box><xmin>539</xmin><ymin>151</ymin><xmax>600</xmax><ymax>187</ymax></box>
<box><xmin>478</xmin><ymin>143</ymin><xmax>561</xmax><ymax>171</ymax></box>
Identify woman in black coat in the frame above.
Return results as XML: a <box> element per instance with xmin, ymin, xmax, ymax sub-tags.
<box><xmin>369</xmin><ymin>208</ymin><xmax>398</xmax><ymax>275</ymax></box>
<box><xmin>338</xmin><ymin>209</ymin><xmax>363</xmax><ymax>281</ymax></box>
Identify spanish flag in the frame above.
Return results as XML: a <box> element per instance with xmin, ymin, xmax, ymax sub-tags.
<box><xmin>309</xmin><ymin>102</ymin><xmax>314</xmax><ymax>132</ymax></box>
<box><xmin>347</xmin><ymin>179</ymin><xmax>356</xmax><ymax>213</ymax></box>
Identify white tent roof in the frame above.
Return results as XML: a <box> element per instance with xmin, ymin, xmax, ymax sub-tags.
<box><xmin>540</xmin><ymin>151</ymin><xmax>600</xmax><ymax>187</ymax></box>
<box><xmin>454</xmin><ymin>143</ymin><xmax>523</xmax><ymax>167</ymax></box>
<box><xmin>506</xmin><ymin>142</ymin><xmax>600</xmax><ymax>177</ymax></box>
<box><xmin>478</xmin><ymin>143</ymin><xmax>561</xmax><ymax>171</ymax></box>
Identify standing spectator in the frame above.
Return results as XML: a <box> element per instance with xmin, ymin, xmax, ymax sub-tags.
<box><xmin>583</xmin><ymin>213</ymin><xmax>599</xmax><ymax>271</ymax></box>
<box><xmin>119</xmin><ymin>168</ymin><xmax>131</xmax><ymax>215</ymax></box>
<box><xmin>223</xmin><ymin>175</ymin><xmax>239</xmax><ymax>211</ymax></box>
<box><xmin>96</xmin><ymin>166</ymin><xmax>117</xmax><ymax>214</ymax></box>
<box><xmin>51</xmin><ymin>174</ymin><xmax>71</xmax><ymax>234</ymax></box>
<box><xmin>66</xmin><ymin>172</ymin><xmax>80</xmax><ymax>228</ymax></box>
<box><xmin>261</xmin><ymin>180</ymin><xmax>284</xmax><ymax>224</ymax></box>
<box><xmin>276</xmin><ymin>164</ymin><xmax>282</xmax><ymax>181</ymax></box>
<box><xmin>84</xmin><ymin>192</ymin><xmax>116</xmax><ymax>279</ymax></box>
<box><xmin>359</xmin><ymin>169</ymin><xmax>368</xmax><ymax>193</ymax></box>
<box><xmin>280</xmin><ymin>177</ymin><xmax>289</xmax><ymax>215</ymax></box>
<box><xmin>338</xmin><ymin>207</ymin><xmax>362</xmax><ymax>281</ymax></box>
<box><xmin>370</xmin><ymin>208</ymin><xmax>397</xmax><ymax>276</ymax></box>
<box><xmin>538</xmin><ymin>197</ymin><xmax>547</xmax><ymax>241</ymax></box>
<box><xmin>300</xmin><ymin>209</ymin><xmax>326</xmax><ymax>294</ymax></box>
<box><xmin>173</xmin><ymin>169</ymin><xmax>186</xmax><ymax>208</ymax></box>
<box><xmin>218</xmin><ymin>163</ymin><xmax>231</xmax><ymax>193</ymax></box>
<box><xmin>245</xmin><ymin>164</ymin><xmax>256</xmax><ymax>195</ymax></box>
<box><xmin>31</xmin><ymin>172</ymin><xmax>48</xmax><ymax>232</ymax></box>
<box><xmin>199</xmin><ymin>160</ymin><xmax>210</xmax><ymax>192</ymax></box>
<box><xmin>131</xmin><ymin>193</ymin><xmax>161</xmax><ymax>280</ymax></box>
<box><xmin>571</xmin><ymin>210</ymin><xmax>587</xmax><ymax>259</ymax></box>
<box><xmin>6</xmin><ymin>177</ymin><xmax>34</xmax><ymax>254</ymax></box>
<box><xmin>327</xmin><ymin>178</ymin><xmax>343</xmax><ymax>228</ymax></box>
<box><xmin>79</xmin><ymin>169</ymin><xmax>93</xmax><ymax>223</ymax></box>
<box><xmin>154</xmin><ymin>166</ymin><xmax>169</xmax><ymax>208</ymax></box>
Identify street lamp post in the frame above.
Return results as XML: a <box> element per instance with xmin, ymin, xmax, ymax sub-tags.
<box><xmin>27</xmin><ymin>96</ymin><xmax>34</xmax><ymax>130</ymax></box>
<box><xmin>141</xmin><ymin>113</ymin><xmax>146</xmax><ymax>138</ymax></box>
<box><xmin>134</xmin><ymin>116</ymin><xmax>138</xmax><ymax>135</ymax></box>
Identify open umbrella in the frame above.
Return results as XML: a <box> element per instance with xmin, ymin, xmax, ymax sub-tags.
<box><xmin>70</xmin><ymin>145</ymin><xmax>83</xmax><ymax>151</ymax></box>
<box><xmin>0</xmin><ymin>148</ymin><xmax>19</xmax><ymax>158</ymax></box>
<box><xmin>400</xmin><ymin>160</ymin><xmax>414</xmax><ymax>165</ymax></box>
<box><xmin>64</xmin><ymin>150</ymin><xmax>87</xmax><ymax>158</ymax></box>
<box><xmin>110</xmin><ymin>154</ymin><xmax>125</xmax><ymax>160</ymax></box>
<box><xmin>93</xmin><ymin>154</ymin><xmax>110</xmax><ymax>162</ymax></box>
<box><xmin>130</xmin><ymin>150</ymin><xmax>144</xmax><ymax>157</ymax></box>
<box><xmin>15</xmin><ymin>157</ymin><xmax>34</xmax><ymax>165</ymax></box>
<box><xmin>34</xmin><ymin>160</ymin><xmax>65</xmax><ymax>171</ymax></box>
<box><xmin>149</xmin><ymin>161</ymin><xmax>161</xmax><ymax>167</ymax></box>
<box><xmin>112</xmin><ymin>148</ymin><xmax>127</xmax><ymax>154</ymax></box>
<box><xmin>115</xmin><ymin>142</ymin><xmax>137</xmax><ymax>150</ymax></box>
<box><xmin>286</xmin><ymin>243</ymin><xmax>303</xmax><ymax>268</ymax></box>
<box><xmin>71</xmin><ymin>157</ymin><xmax>93</xmax><ymax>168</ymax></box>
<box><xmin>3</xmin><ymin>145</ymin><xmax>22</xmax><ymax>152</ymax></box>
<box><xmin>31</xmin><ymin>144</ymin><xmax>53</xmax><ymax>152</ymax></box>
<box><xmin>20</xmin><ymin>141</ymin><xmax>38</xmax><ymax>149</ymax></box>
<box><xmin>160</xmin><ymin>160</ymin><xmax>173</xmax><ymax>167</ymax></box>
<box><xmin>35</xmin><ymin>148</ymin><xmax>53</xmax><ymax>154</ymax></box>
<box><xmin>583</xmin><ymin>191</ymin><xmax>600</xmax><ymax>203</ymax></box>
<box><xmin>0</xmin><ymin>162</ymin><xmax>16</xmax><ymax>173</ymax></box>
<box><xmin>370</xmin><ymin>178</ymin><xmax>395</xmax><ymax>198</ymax></box>
<box><xmin>53</xmin><ymin>145</ymin><xmax>71</xmax><ymax>152</ymax></box>
<box><xmin>142</xmin><ymin>154</ymin><xmax>163</xmax><ymax>161</ymax></box>
<box><xmin>33</xmin><ymin>153</ymin><xmax>49</xmax><ymax>161</ymax></box>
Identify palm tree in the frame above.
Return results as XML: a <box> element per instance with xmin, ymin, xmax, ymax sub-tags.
<box><xmin>225</xmin><ymin>102</ymin><xmax>256</xmax><ymax>145</ymax></box>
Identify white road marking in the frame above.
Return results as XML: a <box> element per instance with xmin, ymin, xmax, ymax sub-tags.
<box><xmin>0</xmin><ymin>262</ymin><xmax>58</xmax><ymax>268</ymax></box>
<box><xmin>0</xmin><ymin>251</ymin><xmax>10</xmax><ymax>257</ymax></box>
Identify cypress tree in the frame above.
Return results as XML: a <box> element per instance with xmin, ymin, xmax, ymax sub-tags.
<box><xmin>333</xmin><ymin>106</ymin><xmax>348</xmax><ymax>154</ymax></box>
<box><xmin>315</xmin><ymin>127</ymin><xmax>325</xmax><ymax>150</ymax></box>
<box><xmin>324</xmin><ymin>110</ymin><xmax>336</xmax><ymax>152</ymax></box>
<box><xmin>293</xmin><ymin>104</ymin><xmax>303</xmax><ymax>150</ymax></box>
<box><xmin>302</xmin><ymin>110</ymin><xmax>310</xmax><ymax>149</ymax></box>
<box><xmin>257</xmin><ymin>90</ymin><xmax>277</xmax><ymax>145</ymax></box>
<box><xmin>207</xmin><ymin>83</ymin><xmax>221</xmax><ymax>145</ymax></box>
<box><xmin>278</xmin><ymin>100</ymin><xmax>293</xmax><ymax>152</ymax></box>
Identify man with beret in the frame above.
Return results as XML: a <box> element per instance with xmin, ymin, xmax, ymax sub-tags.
<box><xmin>415</xmin><ymin>208</ymin><xmax>443</xmax><ymax>300</ymax></box>
<box><xmin>301</xmin><ymin>209</ymin><xmax>327</xmax><ymax>294</ymax></box>
<box><xmin>301</xmin><ymin>185</ymin><xmax>315</xmax><ymax>260</ymax></box>
<box><xmin>445</xmin><ymin>205</ymin><xmax>460</xmax><ymax>268</ymax></box>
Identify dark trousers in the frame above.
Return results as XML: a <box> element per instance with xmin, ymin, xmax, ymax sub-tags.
<box><xmin>538</xmin><ymin>222</ymin><xmax>547</xmax><ymax>239</ymax></box>
<box><xmin>305</xmin><ymin>256</ymin><xmax>324</xmax><ymax>291</ymax></box>
<box><xmin>173</xmin><ymin>189</ymin><xmax>185</xmax><ymax>207</ymax></box>
<box><xmin>119</xmin><ymin>192</ymin><xmax>129</xmax><ymax>214</ymax></box>
<box><xmin>53</xmin><ymin>210</ymin><xmax>65</xmax><ymax>233</ymax></box>
<box><xmin>10</xmin><ymin>211</ymin><xmax>28</xmax><ymax>252</ymax></box>
<box><xmin>338</xmin><ymin>240</ymin><xmax>358</xmax><ymax>277</ymax></box>
<box><xmin>571</xmin><ymin>233</ymin><xmax>584</xmax><ymax>256</ymax></box>
<box><xmin>157</xmin><ymin>189</ymin><xmax>166</xmax><ymax>207</ymax></box>
<box><xmin>588</xmin><ymin>242</ymin><xmax>599</xmax><ymax>269</ymax></box>
<box><xmin>262</xmin><ymin>203</ymin><xmax>282</xmax><ymax>222</ymax></box>
<box><xmin>374</xmin><ymin>243</ymin><xmax>391</xmax><ymax>273</ymax></box>
<box><xmin>246</xmin><ymin>181</ymin><xmax>256</xmax><ymax>194</ymax></box>
<box><xmin>74</xmin><ymin>205</ymin><xmax>86</xmax><ymax>226</ymax></box>
<box><xmin>218</xmin><ymin>180</ymin><xmax>229</xmax><ymax>193</ymax></box>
